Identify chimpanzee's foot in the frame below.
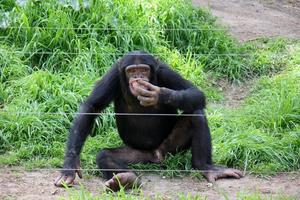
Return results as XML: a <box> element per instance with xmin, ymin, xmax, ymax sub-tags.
<box><xmin>104</xmin><ymin>172</ymin><xmax>140</xmax><ymax>192</ymax></box>
<box><xmin>203</xmin><ymin>168</ymin><xmax>243</xmax><ymax>182</ymax></box>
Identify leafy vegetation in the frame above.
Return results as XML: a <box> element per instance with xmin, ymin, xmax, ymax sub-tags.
<box><xmin>0</xmin><ymin>0</ymin><xmax>299</xmax><ymax>187</ymax></box>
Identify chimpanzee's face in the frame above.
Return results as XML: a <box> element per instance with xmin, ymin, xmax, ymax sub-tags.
<box><xmin>125</xmin><ymin>64</ymin><xmax>151</xmax><ymax>97</ymax></box>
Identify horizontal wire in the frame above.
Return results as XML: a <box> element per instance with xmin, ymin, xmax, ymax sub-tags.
<box><xmin>1</xmin><ymin>111</ymin><xmax>299</xmax><ymax>117</ymax></box>
<box><xmin>2</xmin><ymin>26</ymin><xmax>300</xmax><ymax>31</ymax></box>
<box><xmin>1</xmin><ymin>168</ymin><xmax>299</xmax><ymax>174</ymax></box>
<box><xmin>1</xmin><ymin>27</ymin><xmax>227</xmax><ymax>31</ymax></box>
<box><xmin>0</xmin><ymin>51</ymin><xmax>254</xmax><ymax>56</ymax></box>
<box><xmin>0</xmin><ymin>112</ymin><xmax>206</xmax><ymax>117</ymax></box>
<box><xmin>3</xmin><ymin>26</ymin><xmax>300</xmax><ymax>31</ymax></box>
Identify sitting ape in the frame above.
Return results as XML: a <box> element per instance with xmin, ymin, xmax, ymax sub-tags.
<box><xmin>55</xmin><ymin>51</ymin><xmax>243</xmax><ymax>191</ymax></box>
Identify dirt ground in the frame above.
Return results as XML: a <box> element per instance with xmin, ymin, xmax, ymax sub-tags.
<box><xmin>0</xmin><ymin>169</ymin><xmax>299</xmax><ymax>199</ymax></box>
<box><xmin>213</xmin><ymin>78</ymin><xmax>257</xmax><ymax>108</ymax></box>
<box><xmin>193</xmin><ymin>0</ymin><xmax>300</xmax><ymax>41</ymax></box>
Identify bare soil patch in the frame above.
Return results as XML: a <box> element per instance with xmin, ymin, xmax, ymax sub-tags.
<box><xmin>193</xmin><ymin>0</ymin><xmax>300</xmax><ymax>41</ymax></box>
<box><xmin>213</xmin><ymin>78</ymin><xmax>256</xmax><ymax>108</ymax></box>
<box><xmin>0</xmin><ymin>168</ymin><xmax>299</xmax><ymax>199</ymax></box>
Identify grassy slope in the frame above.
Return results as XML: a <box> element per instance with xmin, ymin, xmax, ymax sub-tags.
<box><xmin>0</xmin><ymin>0</ymin><xmax>299</xmax><ymax>179</ymax></box>
<box><xmin>212</xmin><ymin>60</ymin><xmax>300</xmax><ymax>173</ymax></box>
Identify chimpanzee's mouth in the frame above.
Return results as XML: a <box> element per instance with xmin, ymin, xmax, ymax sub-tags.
<box><xmin>129</xmin><ymin>78</ymin><xmax>141</xmax><ymax>97</ymax></box>
<box><xmin>129</xmin><ymin>78</ymin><xmax>148</xmax><ymax>97</ymax></box>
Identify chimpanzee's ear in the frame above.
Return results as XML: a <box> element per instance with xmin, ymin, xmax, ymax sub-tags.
<box><xmin>155</xmin><ymin>57</ymin><xmax>160</xmax><ymax>63</ymax></box>
<box><xmin>154</xmin><ymin>57</ymin><xmax>162</xmax><ymax>72</ymax></box>
<box><xmin>114</xmin><ymin>59</ymin><xmax>122</xmax><ymax>73</ymax></box>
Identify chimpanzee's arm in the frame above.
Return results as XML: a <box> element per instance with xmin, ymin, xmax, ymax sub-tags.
<box><xmin>63</xmin><ymin>66</ymin><xmax>119</xmax><ymax>172</ymax></box>
<box><xmin>157</xmin><ymin>64</ymin><xmax>206</xmax><ymax>112</ymax></box>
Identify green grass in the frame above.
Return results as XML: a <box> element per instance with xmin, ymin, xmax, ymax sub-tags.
<box><xmin>0</xmin><ymin>0</ymin><xmax>299</xmax><ymax>184</ymax></box>
<box><xmin>211</xmin><ymin>45</ymin><xmax>300</xmax><ymax>173</ymax></box>
<box><xmin>58</xmin><ymin>184</ymin><xmax>297</xmax><ymax>200</ymax></box>
<box><xmin>0</xmin><ymin>0</ymin><xmax>288</xmax><ymax>80</ymax></box>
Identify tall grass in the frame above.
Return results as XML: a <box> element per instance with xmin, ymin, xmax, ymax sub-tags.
<box><xmin>211</xmin><ymin>47</ymin><xmax>300</xmax><ymax>172</ymax></box>
<box><xmin>1</xmin><ymin>0</ymin><xmax>285</xmax><ymax>79</ymax></box>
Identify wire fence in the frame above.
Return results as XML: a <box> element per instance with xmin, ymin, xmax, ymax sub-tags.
<box><xmin>0</xmin><ymin>112</ymin><xmax>206</xmax><ymax>117</ymax></box>
<box><xmin>1</xmin><ymin>168</ymin><xmax>299</xmax><ymax>175</ymax></box>
<box><xmin>2</xmin><ymin>27</ymin><xmax>300</xmax><ymax>31</ymax></box>
<box><xmin>1</xmin><ymin>27</ymin><xmax>230</xmax><ymax>31</ymax></box>
<box><xmin>0</xmin><ymin>52</ymin><xmax>256</xmax><ymax>56</ymax></box>
<box><xmin>1</xmin><ymin>111</ymin><xmax>299</xmax><ymax>117</ymax></box>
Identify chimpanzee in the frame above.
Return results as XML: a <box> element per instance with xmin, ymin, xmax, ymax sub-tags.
<box><xmin>54</xmin><ymin>51</ymin><xmax>243</xmax><ymax>191</ymax></box>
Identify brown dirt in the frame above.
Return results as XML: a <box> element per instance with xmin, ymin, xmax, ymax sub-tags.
<box><xmin>193</xmin><ymin>0</ymin><xmax>300</xmax><ymax>41</ymax></box>
<box><xmin>0</xmin><ymin>169</ymin><xmax>299</xmax><ymax>199</ymax></box>
<box><xmin>213</xmin><ymin>78</ymin><xmax>256</xmax><ymax>108</ymax></box>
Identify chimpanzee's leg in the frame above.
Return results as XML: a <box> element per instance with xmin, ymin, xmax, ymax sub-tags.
<box><xmin>190</xmin><ymin>110</ymin><xmax>212</xmax><ymax>169</ymax></box>
<box><xmin>190</xmin><ymin>110</ymin><xmax>243</xmax><ymax>181</ymax></box>
<box><xmin>155</xmin><ymin>116</ymin><xmax>194</xmax><ymax>159</ymax></box>
<box><xmin>157</xmin><ymin>109</ymin><xmax>243</xmax><ymax>182</ymax></box>
<box><xmin>96</xmin><ymin>146</ymin><xmax>157</xmax><ymax>191</ymax></box>
<box><xmin>156</xmin><ymin>110</ymin><xmax>210</xmax><ymax>160</ymax></box>
<box><xmin>158</xmin><ymin>109</ymin><xmax>212</xmax><ymax>168</ymax></box>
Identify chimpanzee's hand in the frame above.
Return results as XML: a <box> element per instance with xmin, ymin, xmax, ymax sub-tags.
<box><xmin>54</xmin><ymin>158</ymin><xmax>82</xmax><ymax>187</ymax></box>
<box><xmin>135</xmin><ymin>80</ymin><xmax>161</xmax><ymax>107</ymax></box>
